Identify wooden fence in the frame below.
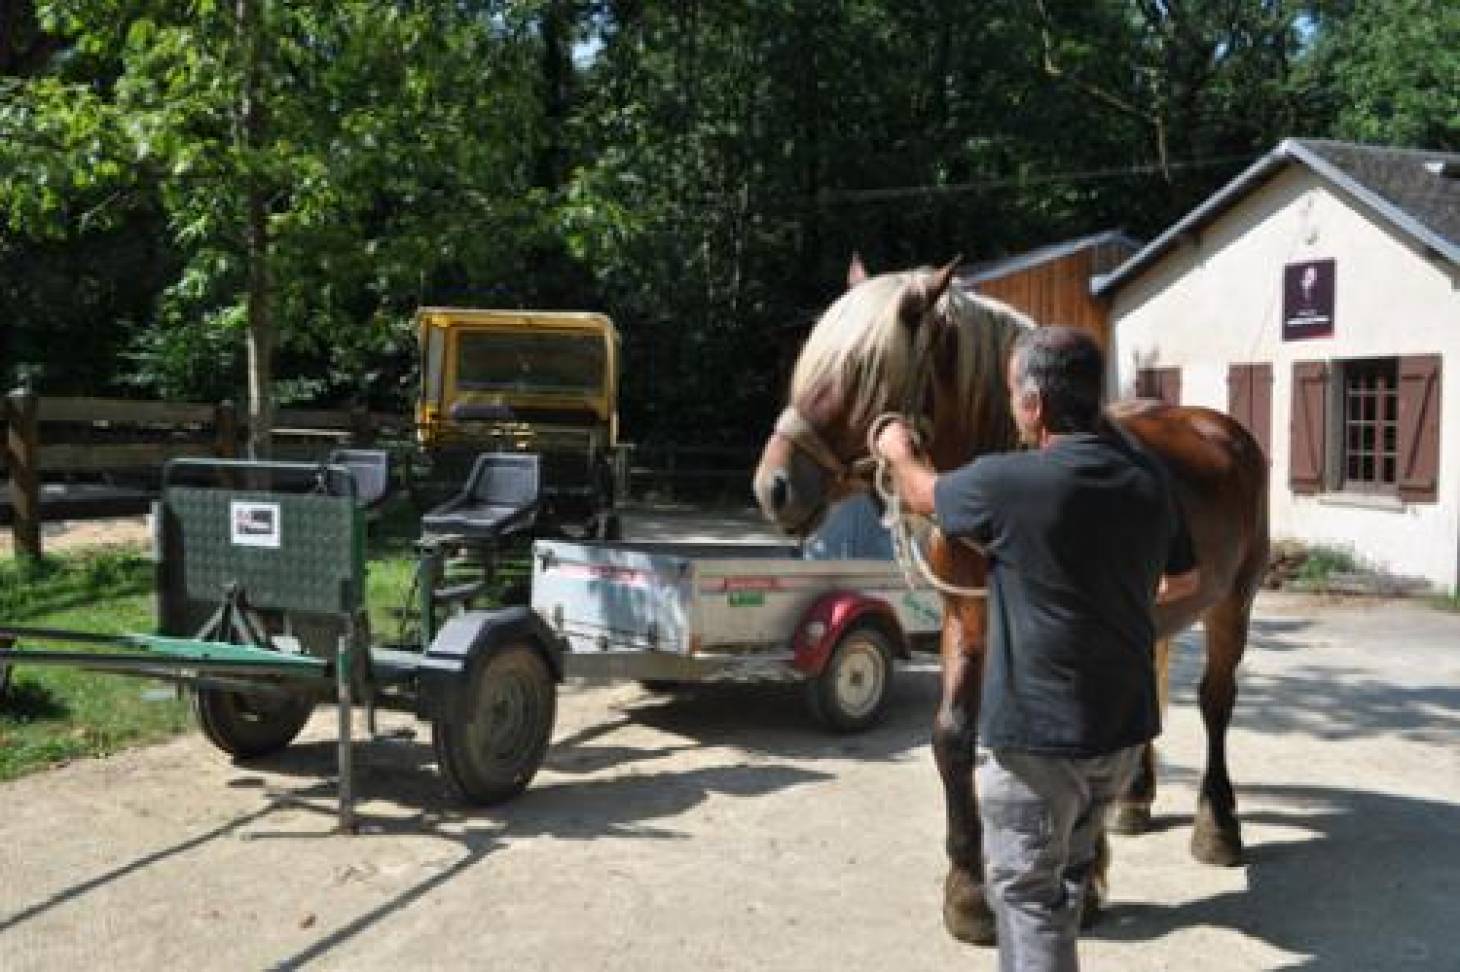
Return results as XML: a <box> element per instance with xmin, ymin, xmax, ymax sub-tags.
<box><xmin>1</xmin><ymin>390</ymin><xmax>765</xmax><ymax>558</ymax></box>
<box><xmin>1</xmin><ymin>390</ymin><xmax>410</xmax><ymax>558</ymax></box>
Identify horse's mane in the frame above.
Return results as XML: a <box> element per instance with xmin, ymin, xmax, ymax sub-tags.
<box><xmin>790</xmin><ymin>270</ymin><xmax>1035</xmax><ymax>455</ymax></box>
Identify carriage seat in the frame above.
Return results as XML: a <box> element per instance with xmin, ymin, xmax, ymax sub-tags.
<box><xmin>327</xmin><ymin>448</ymin><xmax>392</xmax><ymax>510</ymax></box>
<box><xmin>420</xmin><ymin>452</ymin><xmax>541</xmax><ymax>543</ymax></box>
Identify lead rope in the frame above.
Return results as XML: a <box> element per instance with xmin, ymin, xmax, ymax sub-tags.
<box><xmin>868</xmin><ymin>412</ymin><xmax>988</xmax><ymax>599</ymax></box>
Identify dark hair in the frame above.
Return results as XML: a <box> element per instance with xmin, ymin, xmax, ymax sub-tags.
<box><xmin>1011</xmin><ymin>327</ymin><xmax>1104</xmax><ymax>434</ymax></box>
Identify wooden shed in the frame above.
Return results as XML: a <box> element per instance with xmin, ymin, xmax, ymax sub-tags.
<box><xmin>956</xmin><ymin>230</ymin><xmax>1141</xmax><ymax>348</ymax></box>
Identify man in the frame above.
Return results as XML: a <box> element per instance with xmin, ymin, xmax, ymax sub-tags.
<box><xmin>875</xmin><ymin>326</ymin><xmax>1199</xmax><ymax>972</ymax></box>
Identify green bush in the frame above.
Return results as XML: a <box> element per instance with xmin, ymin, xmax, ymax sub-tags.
<box><xmin>1292</xmin><ymin>545</ymin><xmax>1359</xmax><ymax>591</ymax></box>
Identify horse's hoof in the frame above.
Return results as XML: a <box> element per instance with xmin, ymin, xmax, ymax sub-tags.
<box><xmin>943</xmin><ymin>870</ymin><xmax>997</xmax><ymax>946</ymax></box>
<box><xmin>1191</xmin><ymin>817</ymin><xmax>1244</xmax><ymax>867</ymax></box>
<box><xmin>1107</xmin><ymin>803</ymin><xmax>1152</xmax><ymax>835</ymax></box>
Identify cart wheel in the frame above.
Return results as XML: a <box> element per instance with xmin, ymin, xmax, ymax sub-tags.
<box><xmin>433</xmin><ymin>642</ymin><xmax>556</xmax><ymax>805</ymax></box>
<box><xmin>808</xmin><ymin>625</ymin><xmax>894</xmax><ymax>733</ymax></box>
<box><xmin>194</xmin><ymin>687</ymin><xmax>315</xmax><ymax>759</ymax></box>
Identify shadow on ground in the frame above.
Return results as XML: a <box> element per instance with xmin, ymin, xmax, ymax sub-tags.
<box><xmin>1096</xmin><ymin>783</ymin><xmax>1460</xmax><ymax>970</ymax></box>
<box><xmin>1166</xmin><ymin>624</ymin><xmax>1460</xmax><ymax>745</ymax></box>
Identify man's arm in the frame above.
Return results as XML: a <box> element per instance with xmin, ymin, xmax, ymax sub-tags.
<box><xmin>874</xmin><ymin>420</ymin><xmax>938</xmax><ymax>516</ymax></box>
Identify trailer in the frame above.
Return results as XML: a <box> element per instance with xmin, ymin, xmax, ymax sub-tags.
<box><xmin>0</xmin><ymin>455</ymin><xmax>562</xmax><ymax>830</ymax></box>
<box><xmin>0</xmin><ymin>460</ymin><xmax>940</xmax><ymax>829</ymax></box>
<box><xmin>532</xmin><ymin>537</ymin><xmax>943</xmax><ymax>731</ymax></box>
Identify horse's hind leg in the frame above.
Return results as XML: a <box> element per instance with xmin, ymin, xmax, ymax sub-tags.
<box><xmin>1191</xmin><ymin>593</ymin><xmax>1252</xmax><ymax>866</ymax></box>
<box><xmin>934</xmin><ymin>642</ymin><xmax>996</xmax><ymax>945</ymax></box>
<box><xmin>1109</xmin><ymin>637</ymin><xmax>1172</xmax><ymax>835</ymax></box>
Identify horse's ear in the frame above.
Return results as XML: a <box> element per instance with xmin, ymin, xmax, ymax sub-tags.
<box><xmin>898</xmin><ymin>255</ymin><xmax>962</xmax><ymax>325</ymax></box>
<box><xmin>848</xmin><ymin>252</ymin><xmax>870</xmax><ymax>289</ymax></box>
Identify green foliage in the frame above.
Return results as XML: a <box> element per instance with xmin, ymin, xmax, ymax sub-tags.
<box><xmin>1300</xmin><ymin>0</ymin><xmax>1460</xmax><ymax>148</ymax></box>
<box><xmin>1293</xmin><ymin>544</ymin><xmax>1360</xmax><ymax>590</ymax></box>
<box><xmin>3</xmin><ymin>1</ymin><xmax>1454</xmax><ymax>438</ymax></box>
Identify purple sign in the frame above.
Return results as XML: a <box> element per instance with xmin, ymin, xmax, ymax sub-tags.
<box><xmin>1283</xmin><ymin>259</ymin><xmax>1335</xmax><ymax>340</ymax></box>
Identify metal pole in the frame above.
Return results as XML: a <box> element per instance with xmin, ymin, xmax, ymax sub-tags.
<box><xmin>336</xmin><ymin>624</ymin><xmax>355</xmax><ymax>834</ymax></box>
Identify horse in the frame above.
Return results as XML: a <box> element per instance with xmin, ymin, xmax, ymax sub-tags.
<box><xmin>752</xmin><ymin>258</ymin><xmax>1269</xmax><ymax>944</ymax></box>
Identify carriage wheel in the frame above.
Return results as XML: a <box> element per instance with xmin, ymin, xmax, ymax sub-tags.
<box><xmin>434</xmin><ymin>642</ymin><xmax>556</xmax><ymax>805</ymax></box>
<box><xmin>194</xmin><ymin>686</ymin><xmax>315</xmax><ymax>759</ymax></box>
<box><xmin>808</xmin><ymin>625</ymin><xmax>894</xmax><ymax>733</ymax></box>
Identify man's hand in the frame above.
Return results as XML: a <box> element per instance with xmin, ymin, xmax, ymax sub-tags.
<box><xmin>873</xmin><ymin>418</ymin><xmax>938</xmax><ymax>516</ymax></box>
<box><xmin>875</xmin><ymin>418</ymin><xmax>917</xmax><ymax>463</ymax></box>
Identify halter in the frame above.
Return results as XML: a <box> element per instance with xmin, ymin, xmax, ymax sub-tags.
<box><xmin>772</xmin><ymin>286</ymin><xmax>986</xmax><ymax>599</ymax></box>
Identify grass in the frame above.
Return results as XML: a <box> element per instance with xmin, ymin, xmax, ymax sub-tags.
<box><xmin>0</xmin><ymin>549</ymin><xmax>190</xmax><ymax>782</ymax></box>
<box><xmin>1425</xmin><ymin>591</ymin><xmax>1460</xmax><ymax>613</ymax></box>
<box><xmin>0</xmin><ymin>498</ymin><xmax>529</xmax><ymax>782</ymax></box>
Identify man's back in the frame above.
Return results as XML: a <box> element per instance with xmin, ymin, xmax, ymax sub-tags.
<box><xmin>934</xmin><ymin>430</ymin><xmax>1190</xmax><ymax>756</ymax></box>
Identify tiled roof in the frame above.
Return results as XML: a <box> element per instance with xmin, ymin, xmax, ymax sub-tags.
<box><xmin>1093</xmin><ymin>138</ymin><xmax>1460</xmax><ymax>297</ymax></box>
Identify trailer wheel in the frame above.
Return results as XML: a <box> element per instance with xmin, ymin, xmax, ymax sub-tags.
<box><xmin>434</xmin><ymin>642</ymin><xmax>556</xmax><ymax>805</ymax></box>
<box><xmin>194</xmin><ymin>687</ymin><xmax>315</xmax><ymax>759</ymax></box>
<box><xmin>808</xmin><ymin>625</ymin><xmax>894</xmax><ymax>733</ymax></box>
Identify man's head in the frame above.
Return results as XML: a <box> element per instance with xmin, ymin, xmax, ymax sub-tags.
<box><xmin>1006</xmin><ymin>327</ymin><xmax>1104</xmax><ymax>444</ymax></box>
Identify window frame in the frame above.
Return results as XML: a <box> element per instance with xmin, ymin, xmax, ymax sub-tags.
<box><xmin>1333</xmin><ymin>357</ymin><xmax>1400</xmax><ymax>495</ymax></box>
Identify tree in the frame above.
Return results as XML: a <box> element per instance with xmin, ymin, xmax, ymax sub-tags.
<box><xmin>1</xmin><ymin>1</ymin><xmax>549</xmax><ymax>449</ymax></box>
<box><xmin>1300</xmin><ymin>0</ymin><xmax>1460</xmax><ymax>149</ymax></box>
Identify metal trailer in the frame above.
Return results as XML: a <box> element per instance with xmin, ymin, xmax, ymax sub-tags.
<box><xmin>531</xmin><ymin>539</ymin><xmax>944</xmax><ymax>731</ymax></box>
<box><xmin>0</xmin><ymin>456</ymin><xmax>562</xmax><ymax>831</ymax></box>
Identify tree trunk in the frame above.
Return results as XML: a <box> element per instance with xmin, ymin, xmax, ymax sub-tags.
<box><xmin>238</xmin><ymin>0</ymin><xmax>272</xmax><ymax>458</ymax></box>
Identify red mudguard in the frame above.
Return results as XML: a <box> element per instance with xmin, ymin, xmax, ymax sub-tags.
<box><xmin>791</xmin><ymin>592</ymin><xmax>904</xmax><ymax>676</ymax></box>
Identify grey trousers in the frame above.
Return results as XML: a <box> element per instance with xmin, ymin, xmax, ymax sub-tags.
<box><xmin>976</xmin><ymin>744</ymin><xmax>1143</xmax><ymax>972</ymax></box>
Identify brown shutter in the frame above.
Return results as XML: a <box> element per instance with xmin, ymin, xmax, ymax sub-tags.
<box><xmin>1229</xmin><ymin>363</ymin><xmax>1273</xmax><ymax>462</ymax></box>
<box><xmin>1396</xmin><ymin>355</ymin><xmax>1442</xmax><ymax>503</ymax></box>
<box><xmin>1158</xmin><ymin>368</ymin><xmax>1182</xmax><ymax>407</ymax></box>
<box><xmin>1290</xmin><ymin>361</ymin><xmax>1328</xmax><ymax>494</ymax></box>
<box><xmin>1138</xmin><ymin>367</ymin><xmax>1181</xmax><ymax>405</ymax></box>
<box><xmin>1253</xmin><ymin>363</ymin><xmax>1273</xmax><ymax>463</ymax></box>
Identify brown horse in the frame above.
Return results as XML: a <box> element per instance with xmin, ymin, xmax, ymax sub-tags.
<box><xmin>753</xmin><ymin>259</ymin><xmax>1268</xmax><ymax>944</ymax></box>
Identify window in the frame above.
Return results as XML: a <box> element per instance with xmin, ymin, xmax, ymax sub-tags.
<box><xmin>1289</xmin><ymin>356</ymin><xmax>1442</xmax><ymax>503</ymax></box>
<box><xmin>1136</xmin><ymin>367</ymin><xmax>1181</xmax><ymax>406</ymax></box>
<box><xmin>1340</xmin><ymin>359</ymin><xmax>1398</xmax><ymax>492</ymax></box>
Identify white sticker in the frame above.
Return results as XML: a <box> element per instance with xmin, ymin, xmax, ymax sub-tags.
<box><xmin>230</xmin><ymin>501</ymin><xmax>282</xmax><ymax>548</ymax></box>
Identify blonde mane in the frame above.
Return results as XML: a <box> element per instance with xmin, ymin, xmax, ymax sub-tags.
<box><xmin>790</xmin><ymin>269</ymin><xmax>1035</xmax><ymax>452</ymax></box>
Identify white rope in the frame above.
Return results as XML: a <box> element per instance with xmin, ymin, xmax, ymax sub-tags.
<box><xmin>868</xmin><ymin>413</ymin><xmax>988</xmax><ymax>599</ymax></box>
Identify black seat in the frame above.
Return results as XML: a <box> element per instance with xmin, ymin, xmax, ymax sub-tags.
<box><xmin>327</xmin><ymin>449</ymin><xmax>392</xmax><ymax>510</ymax></box>
<box><xmin>421</xmin><ymin>452</ymin><xmax>541</xmax><ymax>542</ymax></box>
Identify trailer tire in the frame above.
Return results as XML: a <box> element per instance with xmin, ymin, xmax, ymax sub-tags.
<box><xmin>434</xmin><ymin>641</ymin><xmax>556</xmax><ymax>805</ymax></box>
<box><xmin>194</xmin><ymin>687</ymin><xmax>315</xmax><ymax>759</ymax></box>
<box><xmin>808</xmin><ymin>625</ymin><xmax>894</xmax><ymax>733</ymax></box>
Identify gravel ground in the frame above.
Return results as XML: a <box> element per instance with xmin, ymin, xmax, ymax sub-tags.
<box><xmin>3</xmin><ymin>504</ymin><xmax>1459</xmax><ymax>971</ymax></box>
<box><xmin>2</xmin><ymin>592</ymin><xmax>1458</xmax><ymax>971</ymax></box>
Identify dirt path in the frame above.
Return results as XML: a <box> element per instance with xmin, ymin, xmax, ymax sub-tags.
<box><xmin>2</xmin><ymin>593</ymin><xmax>1458</xmax><ymax>970</ymax></box>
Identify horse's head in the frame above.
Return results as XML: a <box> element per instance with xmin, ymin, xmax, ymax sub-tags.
<box><xmin>753</xmin><ymin>257</ymin><xmax>959</xmax><ymax>536</ymax></box>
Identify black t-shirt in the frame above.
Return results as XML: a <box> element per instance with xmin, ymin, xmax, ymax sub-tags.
<box><xmin>933</xmin><ymin>430</ymin><xmax>1196</xmax><ymax>757</ymax></box>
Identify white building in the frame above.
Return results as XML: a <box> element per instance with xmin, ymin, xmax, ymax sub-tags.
<box><xmin>1096</xmin><ymin>139</ymin><xmax>1460</xmax><ymax>592</ymax></box>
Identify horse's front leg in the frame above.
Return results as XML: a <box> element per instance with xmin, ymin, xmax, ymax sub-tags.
<box><xmin>934</xmin><ymin>616</ymin><xmax>995</xmax><ymax>945</ymax></box>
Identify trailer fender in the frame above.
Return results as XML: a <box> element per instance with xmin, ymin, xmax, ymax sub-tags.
<box><xmin>792</xmin><ymin>592</ymin><xmax>906</xmax><ymax>677</ymax></box>
<box><xmin>417</xmin><ymin>606</ymin><xmax>565</xmax><ymax>721</ymax></box>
